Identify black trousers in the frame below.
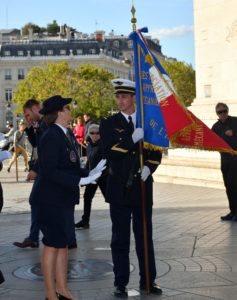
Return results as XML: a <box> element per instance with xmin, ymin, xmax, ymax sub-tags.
<box><xmin>0</xmin><ymin>182</ymin><xmax>3</xmax><ymax>213</ymax></box>
<box><xmin>110</xmin><ymin>202</ymin><xmax>156</xmax><ymax>288</ymax></box>
<box><xmin>221</xmin><ymin>156</ymin><xmax>237</xmax><ymax>214</ymax></box>
<box><xmin>81</xmin><ymin>178</ymin><xmax>107</xmax><ymax>224</ymax></box>
<box><xmin>0</xmin><ymin>270</ymin><xmax>4</xmax><ymax>284</ymax></box>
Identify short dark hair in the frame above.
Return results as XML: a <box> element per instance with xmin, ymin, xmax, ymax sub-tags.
<box><xmin>23</xmin><ymin>99</ymin><xmax>40</xmax><ymax>111</ymax></box>
<box><xmin>215</xmin><ymin>102</ymin><xmax>229</xmax><ymax>111</ymax></box>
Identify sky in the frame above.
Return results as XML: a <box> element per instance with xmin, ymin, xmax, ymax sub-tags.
<box><xmin>0</xmin><ymin>0</ymin><xmax>195</xmax><ymax>67</ymax></box>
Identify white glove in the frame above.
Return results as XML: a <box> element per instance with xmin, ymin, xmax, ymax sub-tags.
<box><xmin>89</xmin><ymin>159</ymin><xmax>106</xmax><ymax>176</ymax></box>
<box><xmin>132</xmin><ymin>128</ymin><xmax>144</xmax><ymax>143</ymax></box>
<box><xmin>79</xmin><ymin>171</ymin><xmax>102</xmax><ymax>186</ymax></box>
<box><xmin>141</xmin><ymin>166</ymin><xmax>150</xmax><ymax>182</ymax></box>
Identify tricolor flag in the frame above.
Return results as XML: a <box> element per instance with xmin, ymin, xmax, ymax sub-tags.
<box><xmin>129</xmin><ymin>28</ymin><xmax>236</xmax><ymax>155</ymax></box>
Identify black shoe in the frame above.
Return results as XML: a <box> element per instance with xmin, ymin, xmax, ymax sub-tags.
<box><xmin>68</xmin><ymin>242</ymin><xmax>77</xmax><ymax>250</ymax></box>
<box><xmin>13</xmin><ymin>238</ymin><xmax>39</xmax><ymax>248</ymax></box>
<box><xmin>7</xmin><ymin>167</ymin><xmax>10</xmax><ymax>173</ymax></box>
<box><xmin>114</xmin><ymin>286</ymin><xmax>128</xmax><ymax>298</ymax></box>
<box><xmin>75</xmin><ymin>220</ymin><xmax>89</xmax><ymax>229</ymax></box>
<box><xmin>231</xmin><ymin>215</ymin><xmax>237</xmax><ymax>221</ymax></box>
<box><xmin>140</xmin><ymin>282</ymin><xmax>162</xmax><ymax>295</ymax></box>
<box><xmin>56</xmin><ymin>293</ymin><xmax>73</xmax><ymax>300</ymax></box>
<box><xmin>220</xmin><ymin>212</ymin><xmax>233</xmax><ymax>221</ymax></box>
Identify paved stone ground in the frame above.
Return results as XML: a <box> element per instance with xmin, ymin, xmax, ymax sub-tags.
<box><xmin>1</xmin><ymin>158</ymin><xmax>237</xmax><ymax>299</ymax></box>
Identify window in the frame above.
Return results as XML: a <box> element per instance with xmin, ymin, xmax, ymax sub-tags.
<box><xmin>204</xmin><ymin>85</ymin><xmax>212</xmax><ymax>98</ymax></box>
<box><xmin>89</xmin><ymin>48</ymin><xmax>96</xmax><ymax>54</ymax></box>
<box><xmin>4</xmin><ymin>50</ymin><xmax>11</xmax><ymax>56</ymax></box>
<box><xmin>34</xmin><ymin>50</ymin><xmax>41</xmax><ymax>56</ymax></box>
<box><xmin>60</xmin><ymin>49</ymin><xmax>67</xmax><ymax>55</ymax></box>
<box><xmin>17</xmin><ymin>50</ymin><xmax>24</xmax><ymax>56</ymax></box>
<box><xmin>4</xmin><ymin>69</ymin><xmax>12</xmax><ymax>80</ymax></box>
<box><xmin>76</xmin><ymin>49</ymin><xmax>83</xmax><ymax>55</ymax></box>
<box><xmin>18</xmin><ymin>69</ymin><xmax>25</xmax><ymax>80</ymax></box>
<box><xmin>47</xmin><ymin>49</ymin><xmax>54</xmax><ymax>55</ymax></box>
<box><xmin>113</xmin><ymin>40</ymin><xmax>120</xmax><ymax>47</ymax></box>
<box><xmin>127</xmin><ymin>40</ymin><xmax>133</xmax><ymax>48</ymax></box>
<box><xmin>5</xmin><ymin>88</ymin><xmax>12</xmax><ymax>102</ymax></box>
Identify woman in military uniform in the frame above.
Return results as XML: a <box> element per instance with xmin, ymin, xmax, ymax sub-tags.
<box><xmin>30</xmin><ymin>95</ymin><xmax>104</xmax><ymax>300</ymax></box>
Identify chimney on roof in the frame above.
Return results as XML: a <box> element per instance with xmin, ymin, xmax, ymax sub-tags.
<box><xmin>60</xmin><ymin>25</ymin><xmax>65</xmax><ymax>36</ymax></box>
<box><xmin>66</xmin><ymin>26</ymin><xmax>71</xmax><ymax>40</ymax></box>
<box><xmin>28</xmin><ymin>27</ymin><xmax>33</xmax><ymax>41</ymax></box>
<box><xmin>95</xmin><ymin>31</ymin><xmax>105</xmax><ymax>42</ymax></box>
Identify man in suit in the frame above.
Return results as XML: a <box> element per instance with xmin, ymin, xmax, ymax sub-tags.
<box><xmin>13</xmin><ymin>99</ymin><xmax>48</xmax><ymax>248</ymax></box>
<box><xmin>212</xmin><ymin>102</ymin><xmax>237</xmax><ymax>221</ymax></box>
<box><xmin>100</xmin><ymin>78</ymin><xmax>162</xmax><ymax>297</ymax></box>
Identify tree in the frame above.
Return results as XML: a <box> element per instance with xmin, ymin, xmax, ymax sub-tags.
<box><xmin>47</xmin><ymin>20</ymin><xmax>60</xmax><ymax>36</ymax></box>
<box><xmin>13</xmin><ymin>62</ymin><xmax>115</xmax><ymax>119</ymax></box>
<box><xmin>160</xmin><ymin>60</ymin><xmax>196</xmax><ymax>106</ymax></box>
<box><xmin>21</xmin><ymin>22</ymin><xmax>43</xmax><ymax>35</ymax></box>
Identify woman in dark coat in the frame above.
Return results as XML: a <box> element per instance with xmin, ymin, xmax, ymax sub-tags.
<box><xmin>75</xmin><ymin>124</ymin><xmax>107</xmax><ymax>228</ymax></box>
<box><xmin>30</xmin><ymin>95</ymin><xmax>104</xmax><ymax>300</ymax></box>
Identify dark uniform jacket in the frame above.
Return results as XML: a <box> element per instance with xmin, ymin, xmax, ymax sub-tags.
<box><xmin>85</xmin><ymin>139</ymin><xmax>107</xmax><ymax>179</ymax></box>
<box><xmin>30</xmin><ymin>124</ymin><xmax>88</xmax><ymax>207</ymax></box>
<box><xmin>100</xmin><ymin>112</ymin><xmax>162</xmax><ymax>206</ymax></box>
<box><xmin>25</xmin><ymin>119</ymin><xmax>48</xmax><ymax>172</ymax></box>
<box><xmin>212</xmin><ymin>116</ymin><xmax>237</xmax><ymax>161</ymax></box>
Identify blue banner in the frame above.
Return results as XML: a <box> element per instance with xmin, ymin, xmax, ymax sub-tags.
<box><xmin>130</xmin><ymin>29</ymin><xmax>169</xmax><ymax>149</ymax></box>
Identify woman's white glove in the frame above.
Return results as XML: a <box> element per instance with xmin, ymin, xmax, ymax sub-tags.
<box><xmin>79</xmin><ymin>171</ymin><xmax>102</xmax><ymax>186</ymax></box>
<box><xmin>132</xmin><ymin>128</ymin><xmax>144</xmax><ymax>143</ymax></box>
<box><xmin>141</xmin><ymin>166</ymin><xmax>151</xmax><ymax>182</ymax></box>
<box><xmin>89</xmin><ymin>159</ymin><xmax>107</xmax><ymax>176</ymax></box>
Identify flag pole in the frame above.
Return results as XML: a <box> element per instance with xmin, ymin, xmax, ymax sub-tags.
<box><xmin>131</xmin><ymin>3</ymin><xmax>150</xmax><ymax>294</ymax></box>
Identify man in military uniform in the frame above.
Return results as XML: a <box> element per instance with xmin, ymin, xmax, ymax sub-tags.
<box><xmin>100</xmin><ymin>78</ymin><xmax>162</xmax><ymax>297</ymax></box>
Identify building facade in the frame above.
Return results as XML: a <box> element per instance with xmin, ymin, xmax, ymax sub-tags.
<box><xmin>0</xmin><ymin>29</ymin><xmax>163</xmax><ymax>131</ymax></box>
<box><xmin>154</xmin><ymin>0</ymin><xmax>237</xmax><ymax>188</ymax></box>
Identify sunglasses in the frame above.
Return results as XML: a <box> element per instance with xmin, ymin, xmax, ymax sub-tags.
<box><xmin>89</xmin><ymin>132</ymin><xmax>99</xmax><ymax>135</ymax></box>
<box><xmin>217</xmin><ymin>109</ymin><xmax>227</xmax><ymax>114</ymax></box>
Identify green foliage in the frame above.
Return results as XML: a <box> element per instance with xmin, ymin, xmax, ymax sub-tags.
<box><xmin>13</xmin><ymin>62</ymin><xmax>116</xmax><ymax>119</ymax></box>
<box><xmin>46</xmin><ymin>20</ymin><xmax>60</xmax><ymax>35</ymax></box>
<box><xmin>160</xmin><ymin>60</ymin><xmax>196</xmax><ymax>106</ymax></box>
<box><xmin>21</xmin><ymin>22</ymin><xmax>43</xmax><ymax>35</ymax></box>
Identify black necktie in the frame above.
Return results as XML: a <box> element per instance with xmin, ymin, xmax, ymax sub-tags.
<box><xmin>66</xmin><ymin>129</ymin><xmax>74</xmax><ymax>145</ymax></box>
<box><xmin>128</xmin><ymin>116</ymin><xmax>134</xmax><ymax>133</ymax></box>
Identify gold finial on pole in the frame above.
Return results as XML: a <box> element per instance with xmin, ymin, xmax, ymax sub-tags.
<box><xmin>131</xmin><ymin>1</ymin><xmax>137</xmax><ymax>31</ymax></box>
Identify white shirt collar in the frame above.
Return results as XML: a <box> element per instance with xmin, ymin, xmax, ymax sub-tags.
<box><xmin>121</xmin><ymin>112</ymin><xmax>136</xmax><ymax>127</ymax></box>
<box><xmin>55</xmin><ymin>123</ymin><xmax>67</xmax><ymax>135</ymax></box>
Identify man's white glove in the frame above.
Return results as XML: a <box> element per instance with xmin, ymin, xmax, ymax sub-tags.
<box><xmin>79</xmin><ymin>171</ymin><xmax>102</xmax><ymax>186</ymax></box>
<box><xmin>141</xmin><ymin>166</ymin><xmax>151</xmax><ymax>182</ymax></box>
<box><xmin>89</xmin><ymin>159</ymin><xmax>106</xmax><ymax>176</ymax></box>
<box><xmin>132</xmin><ymin>128</ymin><xmax>144</xmax><ymax>143</ymax></box>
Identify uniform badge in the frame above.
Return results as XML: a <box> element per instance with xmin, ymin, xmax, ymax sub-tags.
<box><xmin>70</xmin><ymin>150</ymin><xmax>77</xmax><ymax>162</ymax></box>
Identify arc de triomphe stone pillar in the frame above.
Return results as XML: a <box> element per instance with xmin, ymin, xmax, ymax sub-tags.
<box><xmin>154</xmin><ymin>0</ymin><xmax>237</xmax><ymax>188</ymax></box>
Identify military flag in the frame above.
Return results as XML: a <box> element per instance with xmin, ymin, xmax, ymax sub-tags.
<box><xmin>130</xmin><ymin>28</ymin><xmax>236</xmax><ymax>154</ymax></box>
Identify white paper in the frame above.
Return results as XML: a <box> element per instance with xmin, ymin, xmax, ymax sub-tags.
<box><xmin>0</xmin><ymin>150</ymin><xmax>12</xmax><ymax>162</ymax></box>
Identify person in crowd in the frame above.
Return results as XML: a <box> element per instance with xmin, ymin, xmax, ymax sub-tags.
<box><xmin>83</xmin><ymin>113</ymin><xmax>93</xmax><ymax>143</ymax></box>
<box><xmin>30</xmin><ymin>95</ymin><xmax>104</xmax><ymax>300</ymax></box>
<box><xmin>13</xmin><ymin>99</ymin><xmax>46</xmax><ymax>248</ymax></box>
<box><xmin>73</xmin><ymin>116</ymin><xmax>85</xmax><ymax>156</ymax></box>
<box><xmin>75</xmin><ymin>124</ymin><xmax>108</xmax><ymax>229</ymax></box>
<box><xmin>100</xmin><ymin>78</ymin><xmax>162</xmax><ymax>297</ymax></box>
<box><xmin>0</xmin><ymin>161</ymin><xmax>4</xmax><ymax>286</ymax></box>
<box><xmin>212</xmin><ymin>102</ymin><xmax>237</xmax><ymax>221</ymax></box>
<box><xmin>7</xmin><ymin>122</ymin><xmax>28</xmax><ymax>172</ymax></box>
<box><xmin>4</xmin><ymin>123</ymin><xmax>15</xmax><ymax>143</ymax></box>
